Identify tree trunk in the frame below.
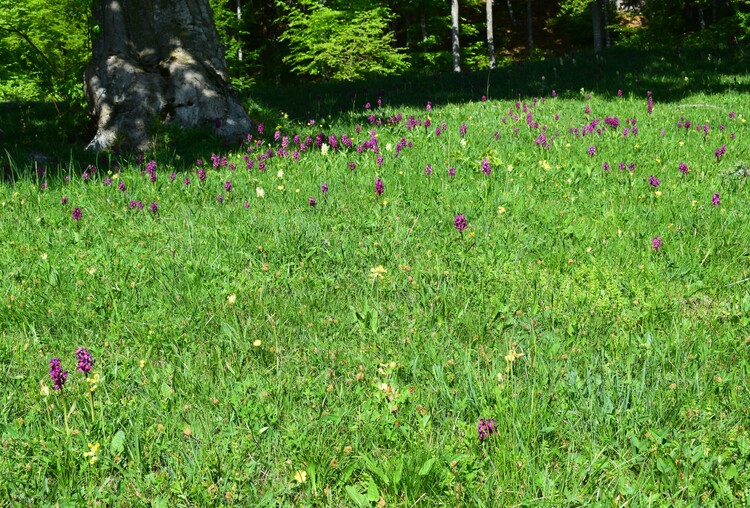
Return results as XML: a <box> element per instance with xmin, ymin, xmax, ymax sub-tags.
<box><xmin>452</xmin><ymin>0</ymin><xmax>461</xmax><ymax>72</ymax></box>
<box><xmin>506</xmin><ymin>0</ymin><xmax>516</xmax><ymax>28</ymax></box>
<box><xmin>237</xmin><ymin>0</ymin><xmax>243</xmax><ymax>61</ymax></box>
<box><xmin>603</xmin><ymin>0</ymin><xmax>611</xmax><ymax>48</ymax></box>
<box><xmin>84</xmin><ymin>0</ymin><xmax>252</xmax><ymax>151</ymax></box>
<box><xmin>592</xmin><ymin>0</ymin><xmax>603</xmax><ymax>52</ymax></box>
<box><xmin>526</xmin><ymin>0</ymin><xmax>533</xmax><ymax>54</ymax></box>
<box><xmin>487</xmin><ymin>0</ymin><xmax>496</xmax><ymax>69</ymax></box>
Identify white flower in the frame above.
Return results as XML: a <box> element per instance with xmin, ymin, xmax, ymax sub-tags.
<box><xmin>460</xmin><ymin>138</ymin><xmax>467</xmax><ymax>148</ymax></box>
<box><xmin>256</xmin><ymin>187</ymin><xmax>265</xmax><ymax>198</ymax></box>
<box><xmin>276</xmin><ymin>169</ymin><xmax>284</xmax><ymax>179</ymax></box>
<box><xmin>321</xmin><ymin>143</ymin><xmax>329</xmax><ymax>156</ymax></box>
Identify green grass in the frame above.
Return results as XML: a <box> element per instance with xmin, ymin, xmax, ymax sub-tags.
<box><xmin>2</xmin><ymin>50</ymin><xmax>750</xmax><ymax>506</ymax></box>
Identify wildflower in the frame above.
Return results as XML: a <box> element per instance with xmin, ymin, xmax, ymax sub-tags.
<box><xmin>481</xmin><ymin>158</ymin><xmax>491</xmax><ymax>175</ymax></box>
<box><xmin>184</xmin><ymin>177</ymin><xmax>191</xmax><ymax>186</ymax></box>
<box><xmin>602</xmin><ymin>162</ymin><xmax>611</xmax><ymax>171</ymax></box>
<box><xmin>61</xmin><ymin>196</ymin><xmax>68</xmax><ymax>204</ymax></box>
<box><xmin>243</xmin><ymin>201</ymin><xmax>250</xmax><ymax>209</ymax></box>
<box><xmin>83</xmin><ymin>442</ymin><xmax>100</xmax><ymax>465</ymax></box>
<box><xmin>321</xmin><ymin>143</ymin><xmax>329</xmax><ymax>156</ymax></box>
<box><xmin>370</xmin><ymin>265</ymin><xmax>387</xmax><ymax>281</ymax></box>
<box><xmin>551</xmin><ymin>89</ymin><xmax>557</xmax><ymax>98</ymax></box>
<box><xmin>454</xmin><ymin>214</ymin><xmax>467</xmax><ymax>233</ymax></box>
<box><xmin>253</xmin><ymin>339</ymin><xmax>262</xmax><ymax>347</ymax></box>
<box><xmin>678</xmin><ymin>162</ymin><xmax>689</xmax><ymax>174</ymax></box>
<box><xmin>86</xmin><ymin>371</ymin><xmax>100</xmax><ymax>391</ymax></box>
<box><xmin>375</xmin><ymin>177</ymin><xmax>384</xmax><ymax>196</ymax></box>
<box><xmin>309</xmin><ymin>196</ymin><xmax>317</xmax><ymax>207</ymax></box>
<box><xmin>448</xmin><ymin>167</ymin><xmax>456</xmax><ymax>177</ymax></box>
<box><xmin>129</xmin><ymin>200</ymin><xmax>137</xmax><ymax>209</ymax></box>
<box><xmin>198</xmin><ymin>169</ymin><xmax>207</xmax><ymax>181</ymax></box>
<box><xmin>294</xmin><ymin>470</ymin><xmax>308</xmax><ymax>483</ymax></box>
<box><xmin>377</xmin><ymin>155</ymin><xmax>384</xmax><ymax>166</ymax></box>
<box><xmin>477</xmin><ymin>418</ymin><xmax>497</xmax><ymax>441</ymax></box>
<box><xmin>652</xmin><ymin>236</ymin><xmax>662</xmax><ymax>251</ymax></box>
<box><xmin>425</xmin><ymin>164</ymin><xmax>433</xmax><ymax>175</ymax></box>
<box><xmin>72</xmin><ymin>208</ymin><xmax>82</xmax><ymax>221</ymax></box>
<box><xmin>459</xmin><ymin>123</ymin><xmax>467</xmax><ymax>136</ymax></box>
<box><xmin>49</xmin><ymin>358</ymin><xmax>68</xmax><ymax>390</ymax></box>
<box><xmin>216</xmin><ymin>194</ymin><xmax>224</xmax><ymax>204</ymax></box>
<box><xmin>587</xmin><ymin>145</ymin><xmax>596</xmax><ymax>156</ymax></box>
<box><xmin>426</xmin><ymin>101</ymin><xmax>432</xmax><ymax>112</ymax></box>
<box><xmin>150</xmin><ymin>201</ymin><xmax>158</xmax><ymax>213</ymax></box>
<box><xmin>75</xmin><ymin>347</ymin><xmax>94</xmax><ymax>374</ymax></box>
<box><xmin>648</xmin><ymin>175</ymin><xmax>660</xmax><ymax>187</ymax></box>
<box><xmin>227</xmin><ymin>293</ymin><xmax>236</xmax><ymax>305</ymax></box>
<box><xmin>712</xmin><ymin>193</ymin><xmax>720</xmax><ymax>206</ymax></box>
<box><xmin>715</xmin><ymin>144</ymin><xmax>727</xmax><ymax>160</ymax></box>
<box><xmin>349</xmin><ymin>161</ymin><xmax>356</xmax><ymax>171</ymax></box>
<box><xmin>321</xmin><ymin>182</ymin><xmax>328</xmax><ymax>194</ymax></box>
<box><xmin>647</xmin><ymin>95</ymin><xmax>653</xmax><ymax>114</ymax></box>
<box><xmin>224</xmin><ymin>179</ymin><xmax>232</xmax><ymax>192</ymax></box>
<box><xmin>617</xmin><ymin>89</ymin><xmax>623</xmax><ymax>98</ymax></box>
<box><xmin>256</xmin><ymin>187</ymin><xmax>265</xmax><ymax>198</ymax></box>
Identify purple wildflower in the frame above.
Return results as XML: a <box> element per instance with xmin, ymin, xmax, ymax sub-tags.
<box><xmin>225</xmin><ymin>179</ymin><xmax>232</xmax><ymax>192</ymax></box>
<box><xmin>459</xmin><ymin>123</ymin><xmax>467</xmax><ymax>136</ymax></box>
<box><xmin>648</xmin><ymin>175</ymin><xmax>660</xmax><ymax>187</ymax></box>
<box><xmin>425</xmin><ymin>164</ymin><xmax>433</xmax><ymax>175</ymax></box>
<box><xmin>454</xmin><ymin>214</ymin><xmax>467</xmax><ymax>233</ymax></box>
<box><xmin>652</xmin><ymin>236</ymin><xmax>662</xmax><ymax>251</ymax></box>
<box><xmin>349</xmin><ymin>161</ymin><xmax>356</xmax><ymax>171</ymax></box>
<box><xmin>75</xmin><ymin>347</ymin><xmax>94</xmax><ymax>374</ymax></box>
<box><xmin>61</xmin><ymin>196</ymin><xmax>68</xmax><ymax>205</ymax></box>
<box><xmin>309</xmin><ymin>196</ymin><xmax>317</xmax><ymax>207</ymax></box>
<box><xmin>712</xmin><ymin>193</ymin><xmax>720</xmax><ymax>206</ymax></box>
<box><xmin>603</xmin><ymin>162</ymin><xmax>611</xmax><ymax>171</ymax></box>
<box><xmin>49</xmin><ymin>358</ymin><xmax>68</xmax><ymax>390</ymax></box>
<box><xmin>150</xmin><ymin>201</ymin><xmax>158</xmax><ymax>213</ymax></box>
<box><xmin>72</xmin><ymin>208</ymin><xmax>82</xmax><ymax>221</ymax></box>
<box><xmin>375</xmin><ymin>177</ymin><xmax>384</xmax><ymax>196</ymax></box>
<box><xmin>243</xmin><ymin>200</ymin><xmax>250</xmax><ymax>209</ymax></box>
<box><xmin>448</xmin><ymin>167</ymin><xmax>456</xmax><ymax>177</ymax></box>
<box><xmin>118</xmin><ymin>181</ymin><xmax>126</xmax><ymax>192</ymax></box>
<box><xmin>679</xmin><ymin>162</ymin><xmax>689</xmax><ymax>174</ymax></box>
<box><xmin>481</xmin><ymin>158</ymin><xmax>491</xmax><ymax>175</ymax></box>
<box><xmin>129</xmin><ymin>200</ymin><xmax>137</xmax><ymax>209</ymax></box>
<box><xmin>184</xmin><ymin>177</ymin><xmax>191</xmax><ymax>186</ymax></box>
<box><xmin>715</xmin><ymin>145</ymin><xmax>727</xmax><ymax>160</ymax></box>
<box><xmin>170</xmin><ymin>172</ymin><xmax>176</xmax><ymax>181</ymax></box>
<box><xmin>198</xmin><ymin>169</ymin><xmax>207</xmax><ymax>181</ymax></box>
<box><xmin>588</xmin><ymin>145</ymin><xmax>597</xmax><ymax>156</ymax></box>
<box><xmin>321</xmin><ymin>182</ymin><xmax>328</xmax><ymax>194</ymax></box>
<box><xmin>478</xmin><ymin>418</ymin><xmax>497</xmax><ymax>441</ymax></box>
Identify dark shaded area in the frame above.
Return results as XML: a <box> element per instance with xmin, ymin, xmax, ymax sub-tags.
<box><xmin>1</xmin><ymin>46</ymin><xmax>748</xmax><ymax>180</ymax></box>
<box><xmin>250</xmin><ymin>46</ymin><xmax>750</xmax><ymax>122</ymax></box>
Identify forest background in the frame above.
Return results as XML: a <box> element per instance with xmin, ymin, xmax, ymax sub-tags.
<box><xmin>2</xmin><ymin>0</ymin><xmax>749</xmax><ymax>107</ymax></box>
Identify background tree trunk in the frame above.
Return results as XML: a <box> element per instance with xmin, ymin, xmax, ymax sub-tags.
<box><xmin>486</xmin><ymin>0</ymin><xmax>496</xmax><ymax>69</ymax></box>
<box><xmin>84</xmin><ymin>0</ymin><xmax>252</xmax><ymax>151</ymax></box>
<box><xmin>451</xmin><ymin>0</ymin><xmax>461</xmax><ymax>72</ymax></box>
<box><xmin>603</xmin><ymin>0</ymin><xmax>611</xmax><ymax>48</ymax></box>
<box><xmin>526</xmin><ymin>0</ymin><xmax>534</xmax><ymax>54</ymax></box>
<box><xmin>592</xmin><ymin>0</ymin><xmax>603</xmax><ymax>52</ymax></box>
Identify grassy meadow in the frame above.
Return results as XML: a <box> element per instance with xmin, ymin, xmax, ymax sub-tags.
<box><xmin>2</xmin><ymin>49</ymin><xmax>750</xmax><ymax>506</ymax></box>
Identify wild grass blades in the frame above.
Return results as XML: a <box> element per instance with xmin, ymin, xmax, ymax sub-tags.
<box><xmin>1</xmin><ymin>64</ymin><xmax>750</xmax><ymax>505</ymax></box>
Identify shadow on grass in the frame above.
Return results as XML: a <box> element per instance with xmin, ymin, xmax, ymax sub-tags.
<box><xmin>1</xmin><ymin>46</ymin><xmax>748</xmax><ymax>179</ymax></box>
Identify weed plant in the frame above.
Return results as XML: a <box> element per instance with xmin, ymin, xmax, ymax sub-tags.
<box><xmin>1</xmin><ymin>63</ymin><xmax>750</xmax><ymax>506</ymax></box>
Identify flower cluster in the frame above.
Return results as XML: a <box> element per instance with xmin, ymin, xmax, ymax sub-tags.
<box><xmin>478</xmin><ymin>418</ymin><xmax>497</xmax><ymax>441</ymax></box>
<box><xmin>49</xmin><ymin>358</ymin><xmax>68</xmax><ymax>390</ymax></box>
<box><xmin>454</xmin><ymin>214</ymin><xmax>467</xmax><ymax>233</ymax></box>
<box><xmin>75</xmin><ymin>347</ymin><xmax>94</xmax><ymax>373</ymax></box>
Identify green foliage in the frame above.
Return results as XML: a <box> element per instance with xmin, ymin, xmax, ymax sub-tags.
<box><xmin>2</xmin><ymin>52</ymin><xmax>750</xmax><ymax>505</ymax></box>
<box><xmin>0</xmin><ymin>0</ymin><xmax>92</xmax><ymax>102</ymax></box>
<box><xmin>278</xmin><ymin>1</ymin><xmax>410</xmax><ymax>81</ymax></box>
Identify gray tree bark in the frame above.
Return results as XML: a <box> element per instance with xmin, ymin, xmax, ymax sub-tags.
<box><xmin>592</xmin><ymin>0</ymin><xmax>603</xmax><ymax>52</ymax></box>
<box><xmin>84</xmin><ymin>0</ymin><xmax>252</xmax><ymax>151</ymax></box>
<box><xmin>526</xmin><ymin>0</ymin><xmax>534</xmax><ymax>54</ymax></box>
<box><xmin>451</xmin><ymin>0</ymin><xmax>461</xmax><ymax>72</ymax></box>
<box><xmin>486</xmin><ymin>0</ymin><xmax>496</xmax><ymax>69</ymax></box>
